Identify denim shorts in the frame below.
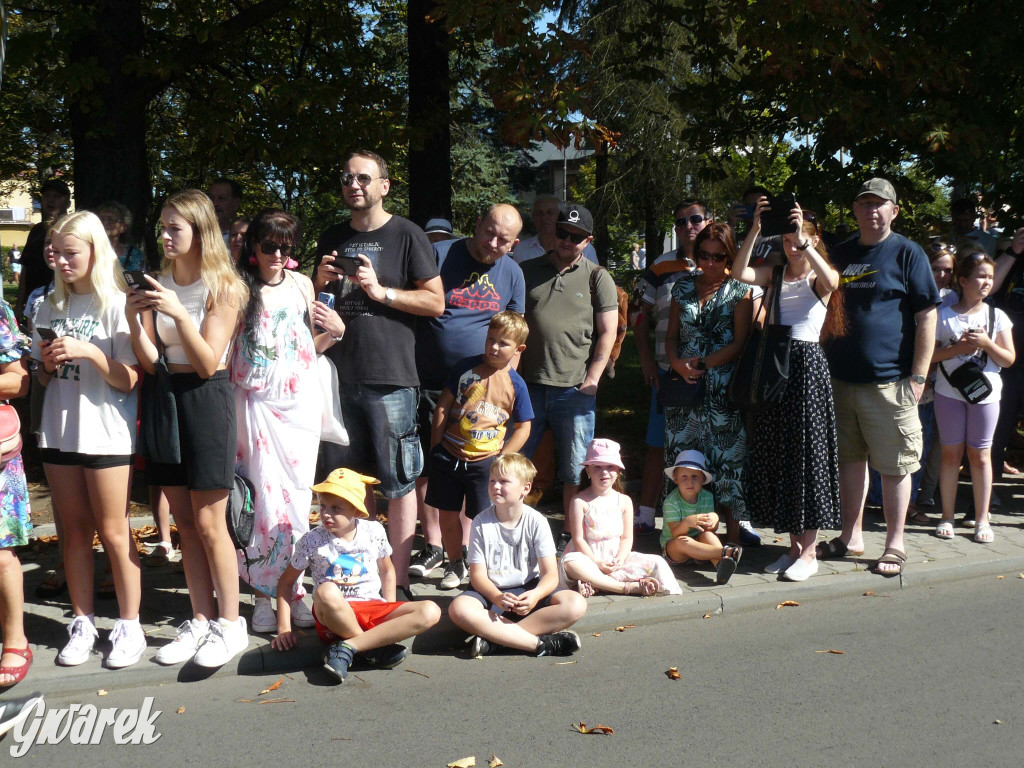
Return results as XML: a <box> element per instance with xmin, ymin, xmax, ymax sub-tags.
<box><xmin>521</xmin><ymin>384</ymin><xmax>596</xmax><ymax>485</ymax></box>
<box><xmin>319</xmin><ymin>383</ymin><xmax>422</xmax><ymax>499</ymax></box>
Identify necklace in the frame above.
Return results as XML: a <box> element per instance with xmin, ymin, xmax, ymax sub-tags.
<box><xmin>67</xmin><ymin>290</ymin><xmax>97</xmax><ymax>338</ymax></box>
<box><xmin>260</xmin><ymin>272</ymin><xmax>286</xmax><ymax>287</ymax></box>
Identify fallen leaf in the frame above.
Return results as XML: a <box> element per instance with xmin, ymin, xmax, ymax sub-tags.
<box><xmin>1018</xmin><ymin>574</ymin><xmax>1024</xmax><ymax>579</ymax></box>
<box><xmin>447</xmin><ymin>758</ymin><xmax>476</xmax><ymax>768</ymax></box>
<box><xmin>489</xmin><ymin>756</ymin><xmax>503</xmax><ymax>768</ymax></box>
<box><xmin>176</xmin><ymin>706</ymin><xmax>186</xmax><ymax>714</ymax></box>
<box><xmin>571</xmin><ymin>721</ymin><xmax>614</xmax><ymax>734</ymax></box>
<box><xmin>614</xmin><ymin>624</ymin><xmax>636</xmax><ymax>632</ymax></box>
<box><xmin>259</xmin><ymin>678</ymin><xmax>284</xmax><ymax>695</ymax></box>
<box><xmin>666</xmin><ymin>667</ymin><xmax>681</xmax><ymax>680</ymax></box>
<box><xmin>702</xmin><ymin>613</ymin><xmax>711</xmax><ymax>619</ymax></box>
<box><xmin>238</xmin><ymin>699</ymin><xmax>254</xmax><ymax>703</ymax></box>
<box><xmin>997</xmin><ymin>575</ymin><xmax>1005</xmax><ymax>580</ymax></box>
<box><xmin>994</xmin><ymin>719</ymin><xmax>1002</xmax><ymax>725</ymax></box>
<box><xmin>97</xmin><ymin>690</ymin><xmax>108</xmax><ymax>696</ymax></box>
<box><xmin>554</xmin><ymin>660</ymin><xmax>577</xmax><ymax>665</ymax></box>
<box><xmin>814</xmin><ymin>649</ymin><xmax>845</xmax><ymax>655</ymax></box>
<box><xmin>776</xmin><ymin>600</ymin><xmax>801</xmax><ymax>610</ymax></box>
<box><xmin>863</xmin><ymin>591</ymin><xmax>875</xmax><ymax>596</ymax></box>
<box><xmin>592</xmin><ymin>633</ymin><xmax>601</xmax><ymax>637</ymax></box>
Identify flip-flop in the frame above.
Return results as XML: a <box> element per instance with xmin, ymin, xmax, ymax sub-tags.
<box><xmin>870</xmin><ymin>547</ymin><xmax>906</xmax><ymax>577</ymax></box>
<box><xmin>0</xmin><ymin>647</ymin><xmax>33</xmax><ymax>688</ymax></box>
<box><xmin>716</xmin><ymin>545</ymin><xmax>742</xmax><ymax>584</ymax></box>
<box><xmin>815</xmin><ymin>537</ymin><xmax>865</xmax><ymax>560</ymax></box>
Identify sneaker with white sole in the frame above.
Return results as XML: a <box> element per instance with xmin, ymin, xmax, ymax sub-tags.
<box><xmin>536</xmin><ymin>630</ymin><xmax>581</xmax><ymax>657</ymax></box>
<box><xmin>289</xmin><ymin>597</ymin><xmax>316</xmax><ymax>628</ymax></box>
<box><xmin>764</xmin><ymin>553</ymin><xmax>796</xmax><ymax>575</ymax></box>
<box><xmin>439</xmin><ymin>559</ymin><xmax>468</xmax><ymax>590</ymax></box>
<box><xmin>738</xmin><ymin>520</ymin><xmax>761</xmax><ymax>547</ymax></box>
<box><xmin>408</xmin><ymin>545</ymin><xmax>443</xmax><ymax>577</ymax></box>
<box><xmin>57</xmin><ymin>616</ymin><xmax>98</xmax><ymax>666</ymax></box>
<box><xmin>106</xmin><ymin>619</ymin><xmax>147</xmax><ymax>669</ymax></box>
<box><xmin>193</xmin><ymin>617</ymin><xmax>249</xmax><ymax>668</ymax></box>
<box><xmin>250</xmin><ymin>597</ymin><xmax>277</xmax><ymax>633</ymax></box>
<box><xmin>154</xmin><ymin>619</ymin><xmax>210</xmax><ymax>666</ymax></box>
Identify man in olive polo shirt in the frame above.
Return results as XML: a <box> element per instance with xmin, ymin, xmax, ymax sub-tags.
<box><xmin>519</xmin><ymin>203</ymin><xmax>619</xmax><ymax>541</ymax></box>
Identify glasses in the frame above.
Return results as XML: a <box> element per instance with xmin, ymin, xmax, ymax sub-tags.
<box><xmin>959</xmin><ymin>250</ymin><xmax>988</xmax><ymax>263</ymax></box>
<box><xmin>341</xmin><ymin>172</ymin><xmax>382</xmax><ymax>187</ymax></box>
<box><xmin>927</xmin><ymin>240</ymin><xmax>953</xmax><ymax>254</ymax></box>
<box><xmin>697</xmin><ymin>248</ymin><xmax>727</xmax><ymax>263</ymax></box>
<box><xmin>675</xmin><ymin>214</ymin><xmax>707</xmax><ymax>228</ymax></box>
<box><xmin>260</xmin><ymin>241</ymin><xmax>294</xmax><ymax>256</ymax></box>
<box><xmin>555</xmin><ymin>227</ymin><xmax>588</xmax><ymax>244</ymax></box>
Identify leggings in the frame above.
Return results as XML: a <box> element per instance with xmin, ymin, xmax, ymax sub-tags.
<box><xmin>934</xmin><ymin>393</ymin><xmax>999</xmax><ymax>449</ymax></box>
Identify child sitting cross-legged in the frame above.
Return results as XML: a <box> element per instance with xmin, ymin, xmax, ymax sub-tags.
<box><xmin>662</xmin><ymin>450</ymin><xmax>742</xmax><ymax>584</ymax></box>
<box><xmin>448</xmin><ymin>453</ymin><xmax>587</xmax><ymax>658</ymax></box>
<box><xmin>271</xmin><ymin>469</ymin><xmax>441</xmax><ymax>683</ymax></box>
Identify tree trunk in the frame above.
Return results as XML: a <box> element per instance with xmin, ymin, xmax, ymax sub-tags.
<box><xmin>407</xmin><ymin>0</ymin><xmax>451</xmax><ymax>227</ymax></box>
<box><xmin>590</xmin><ymin>144</ymin><xmax>610</xmax><ymax>267</ymax></box>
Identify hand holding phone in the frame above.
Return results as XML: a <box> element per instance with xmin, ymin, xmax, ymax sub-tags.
<box><xmin>124</xmin><ymin>270</ymin><xmax>151</xmax><ymax>290</ymax></box>
<box><xmin>334</xmin><ymin>254</ymin><xmax>365</xmax><ymax>278</ymax></box>
<box><xmin>37</xmin><ymin>327</ymin><xmax>58</xmax><ymax>342</ymax></box>
<box><xmin>315</xmin><ymin>292</ymin><xmax>335</xmax><ymax>333</ymax></box>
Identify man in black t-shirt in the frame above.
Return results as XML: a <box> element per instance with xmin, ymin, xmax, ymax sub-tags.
<box><xmin>312</xmin><ymin>150</ymin><xmax>444</xmax><ymax>592</ymax></box>
<box><xmin>990</xmin><ymin>226</ymin><xmax>1024</xmax><ymax>491</ymax></box>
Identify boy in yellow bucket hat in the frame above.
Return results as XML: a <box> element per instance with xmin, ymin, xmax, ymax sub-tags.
<box><xmin>270</xmin><ymin>468</ymin><xmax>441</xmax><ymax>683</ymax></box>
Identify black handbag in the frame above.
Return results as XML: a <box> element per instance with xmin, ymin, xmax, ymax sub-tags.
<box><xmin>138</xmin><ymin>354</ymin><xmax>181</xmax><ymax>464</ymax></box>
<box><xmin>939</xmin><ymin>306</ymin><xmax>995</xmax><ymax>405</ymax></box>
<box><xmin>729</xmin><ymin>265</ymin><xmax>792</xmax><ymax>411</ymax></box>
<box><xmin>227</xmin><ymin>472</ymin><xmax>257</xmax><ymax>552</ymax></box>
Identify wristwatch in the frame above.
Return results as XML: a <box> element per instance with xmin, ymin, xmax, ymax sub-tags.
<box><xmin>384</xmin><ymin>287</ymin><xmax>397</xmax><ymax>306</ymax></box>
<box><xmin>910</xmin><ymin>374</ymin><xmax>927</xmax><ymax>385</ymax></box>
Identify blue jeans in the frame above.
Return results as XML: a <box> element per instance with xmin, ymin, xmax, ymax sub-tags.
<box><xmin>521</xmin><ymin>384</ymin><xmax>596</xmax><ymax>485</ymax></box>
<box><xmin>319</xmin><ymin>383</ymin><xmax>422</xmax><ymax>499</ymax></box>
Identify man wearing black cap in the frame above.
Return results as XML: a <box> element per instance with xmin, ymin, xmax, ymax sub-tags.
<box><xmin>823</xmin><ymin>177</ymin><xmax>939</xmax><ymax>577</ymax></box>
<box><xmin>518</xmin><ymin>203</ymin><xmax>619</xmax><ymax>533</ymax></box>
<box><xmin>16</xmin><ymin>178</ymin><xmax>71</xmax><ymax>320</ymax></box>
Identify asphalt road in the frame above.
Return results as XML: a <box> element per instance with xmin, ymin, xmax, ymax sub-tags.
<box><xmin>4</xmin><ymin>573</ymin><xmax>1022</xmax><ymax>767</ymax></box>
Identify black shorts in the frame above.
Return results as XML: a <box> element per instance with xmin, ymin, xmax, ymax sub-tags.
<box><xmin>424</xmin><ymin>445</ymin><xmax>494</xmax><ymax>518</ymax></box>
<box><xmin>146</xmin><ymin>370</ymin><xmax>235</xmax><ymax>491</ymax></box>
<box><xmin>40</xmin><ymin>449</ymin><xmax>132</xmax><ymax>470</ymax></box>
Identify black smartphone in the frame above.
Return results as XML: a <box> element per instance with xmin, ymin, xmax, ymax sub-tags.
<box><xmin>315</xmin><ymin>291</ymin><xmax>335</xmax><ymax>333</ymax></box>
<box><xmin>760</xmin><ymin>193</ymin><xmax>799</xmax><ymax>237</ymax></box>
<box><xmin>333</xmin><ymin>254</ymin><xmax>365</xmax><ymax>277</ymax></box>
<box><xmin>37</xmin><ymin>327</ymin><xmax>58</xmax><ymax>341</ymax></box>
<box><xmin>124</xmin><ymin>270</ymin><xmax>151</xmax><ymax>290</ymax></box>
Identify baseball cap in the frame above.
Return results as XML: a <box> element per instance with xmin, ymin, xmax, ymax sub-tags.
<box><xmin>855</xmin><ymin>178</ymin><xmax>897</xmax><ymax>204</ymax></box>
<box><xmin>556</xmin><ymin>203</ymin><xmax>593</xmax><ymax>235</ymax></box>
<box><xmin>424</xmin><ymin>218</ymin><xmax>454</xmax><ymax>236</ymax></box>
<box><xmin>311</xmin><ymin>468</ymin><xmax>380</xmax><ymax>518</ymax></box>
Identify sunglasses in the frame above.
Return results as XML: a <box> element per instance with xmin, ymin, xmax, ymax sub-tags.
<box><xmin>260</xmin><ymin>241</ymin><xmax>294</xmax><ymax>257</ymax></box>
<box><xmin>555</xmin><ymin>227</ymin><xmax>588</xmax><ymax>244</ymax></box>
<box><xmin>341</xmin><ymin>172</ymin><xmax>382</xmax><ymax>187</ymax></box>
<box><xmin>675</xmin><ymin>214</ymin><xmax>707</xmax><ymax>228</ymax></box>
<box><xmin>927</xmin><ymin>240</ymin><xmax>953</xmax><ymax>254</ymax></box>
<box><xmin>696</xmin><ymin>249</ymin><xmax>727</xmax><ymax>263</ymax></box>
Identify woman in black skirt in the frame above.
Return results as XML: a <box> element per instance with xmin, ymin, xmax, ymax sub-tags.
<box><xmin>731</xmin><ymin>199</ymin><xmax>846</xmax><ymax>581</ymax></box>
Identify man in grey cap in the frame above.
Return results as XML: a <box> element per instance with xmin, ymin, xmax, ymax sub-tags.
<box><xmin>822</xmin><ymin>178</ymin><xmax>939</xmax><ymax>577</ymax></box>
<box><xmin>423</xmin><ymin>217</ymin><xmax>455</xmax><ymax>244</ymax></box>
<box><xmin>519</xmin><ymin>203</ymin><xmax>618</xmax><ymax>542</ymax></box>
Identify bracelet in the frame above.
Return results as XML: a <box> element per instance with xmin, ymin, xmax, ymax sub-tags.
<box><xmin>797</xmin><ymin>240</ymin><xmax>811</xmax><ymax>251</ymax></box>
<box><xmin>330</xmin><ymin>333</ymin><xmax>344</xmax><ymax>342</ymax></box>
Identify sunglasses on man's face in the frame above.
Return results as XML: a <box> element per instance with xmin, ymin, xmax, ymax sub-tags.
<box><xmin>696</xmin><ymin>249</ymin><xmax>727</xmax><ymax>263</ymax></box>
<box><xmin>341</xmin><ymin>172</ymin><xmax>381</xmax><ymax>187</ymax></box>
<box><xmin>260</xmin><ymin>241</ymin><xmax>294</xmax><ymax>257</ymax></box>
<box><xmin>675</xmin><ymin>214</ymin><xmax>707</xmax><ymax>228</ymax></box>
<box><xmin>555</xmin><ymin>227</ymin><xmax>588</xmax><ymax>245</ymax></box>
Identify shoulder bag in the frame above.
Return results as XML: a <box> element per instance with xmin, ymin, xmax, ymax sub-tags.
<box><xmin>939</xmin><ymin>305</ymin><xmax>995</xmax><ymax>405</ymax></box>
<box><xmin>728</xmin><ymin>265</ymin><xmax>793</xmax><ymax>411</ymax></box>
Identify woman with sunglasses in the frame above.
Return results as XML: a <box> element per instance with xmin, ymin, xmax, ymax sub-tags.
<box><xmin>231</xmin><ymin>209</ymin><xmax>340</xmax><ymax>635</ymax></box>
<box><xmin>732</xmin><ymin>200</ymin><xmax>846</xmax><ymax>581</ymax></box>
<box><xmin>665</xmin><ymin>223</ymin><xmax>753</xmax><ymax>548</ymax></box>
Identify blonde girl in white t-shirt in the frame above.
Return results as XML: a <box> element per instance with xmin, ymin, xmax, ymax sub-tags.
<box><xmin>931</xmin><ymin>249</ymin><xmax>1015</xmax><ymax>544</ymax></box>
<box><xmin>33</xmin><ymin>211</ymin><xmax>143</xmax><ymax>669</ymax></box>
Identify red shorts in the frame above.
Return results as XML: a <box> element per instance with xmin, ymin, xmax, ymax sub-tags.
<box><xmin>312</xmin><ymin>600</ymin><xmax>404</xmax><ymax>644</ymax></box>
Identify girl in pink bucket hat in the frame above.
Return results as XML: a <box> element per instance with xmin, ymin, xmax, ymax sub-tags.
<box><xmin>560</xmin><ymin>439</ymin><xmax>682</xmax><ymax>597</ymax></box>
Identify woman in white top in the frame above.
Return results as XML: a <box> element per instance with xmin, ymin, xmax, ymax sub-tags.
<box><xmin>931</xmin><ymin>248</ymin><xmax>1015</xmax><ymax>544</ymax></box>
<box><xmin>732</xmin><ymin>200</ymin><xmax>846</xmax><ymax>582</ymax></box>
<box><xmin>125</xmin><ymin>189</ymin><xmax>250</xmax><ymax>668</ymax></box>
<box><xmin>33</xmin><ymin>211</ymin><xmax>143</xmax><ymax>668</ymax></box>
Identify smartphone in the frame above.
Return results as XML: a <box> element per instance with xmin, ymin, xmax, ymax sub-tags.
<box><xmin>315</xmin><ymin>292</ymin><xmax>335</xmax><ymax>333</ymax></box>
<box><xmin>37</xmin><ymin>327</ymin><xmax>58</xmax><ymax>341</ymax></box>
<box><xmin>124</xmin><ymin>270</ymin><xmax>151</xmax><ymax>290</ymax></box>
<box><xmin>759</xmin><ymin>193</ymin><xmax>799</xmax><ymax>237</ymax></box>
<box><xmin>333</xmin><ymin>254</ymin><xmax>365</xmax><ymax>277</ymax></box>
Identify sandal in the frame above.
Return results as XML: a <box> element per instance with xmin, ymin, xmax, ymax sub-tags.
<box><xmin>973</xmin><ymin>525</ymin><xmax>995</xmax><ymax>544</ymax></box>
<box><xmin>715</xmin><ymin>545</ymin><xmax>742</xmax><ymax>584</ymax></box>
<box><xmin>637</xmin><ymin>576</ymin><xmax>660</xmax><ymax>596</ymax></box>
<box><xmin>34</xmin><ymin>568</ymin><xmax>68</xmax><ymax>599</ymax></box>
<box><xmin>0</xmin><ymin>647</ymin><xmax>33</xmax><ymax>688</ymax></box>
<box><xmin>577</xmin><ymin>580</ymin><xmax>595</xmax><ymax>598</ymax></box>
<box><xmin>815</xmin><ymin>537</ymin><xmax>865</xmax><ymax>560</ymax></box>
<box><xmin>870</xmin><ymin>547</ymin><xmax>906</xmax><ymax>578</ymax></box>
<box><xmin>907</xmin><ymin>507</ymin><xmax>932</xmax><ymax>525</ymax></box>
<box><xmin>935</xmin><ymin>520</ymin><xmax>955</xmax><ymax>540</ymax></box>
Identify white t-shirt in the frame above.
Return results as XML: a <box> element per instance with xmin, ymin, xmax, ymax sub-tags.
<box><xmin>934</xmin><ymin>303</ymin><xmax>1012</xmax><ymax>404</ymax></box>
<box><xmin>467</xmin><ymin>504</ymin><xmax>555</xmax><ymax>589</ymax></box>
<box><xmin>32</xmin><ymin>291</ymin><xmax>139</xmax><ymax>454</ymax></box>
<box><xmin>291</xmin><ymin>521</ymin><xmax>392</xmax><ymax>601</ymax></box>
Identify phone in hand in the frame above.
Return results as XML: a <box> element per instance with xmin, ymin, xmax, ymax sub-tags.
<box><xmin>37</xmin><ymin>327</ymin><xmax>58</xmax><ymax>342</ymax></box>
<box><xmin>333</xmin><ymin>254</ymin><xmax>365</xmax><ymax>277</ymax></box>
<box><xmin>759</xmin><ymin>193</ymin><xmax>799</xmax><ymax>237</ymax></box>
<box><xmin>124</xmin><ymin>270</ymin><xmax>151</xmax><ymax>290</ymax></box>
<box><xmin>315</xmin><ymin>292</ymin><xmax>335</xmax><ymax>333</ymax></box>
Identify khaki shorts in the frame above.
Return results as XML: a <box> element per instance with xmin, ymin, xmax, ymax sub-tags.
<box><xmin>832</xmin><ymin>378</ymin><xmax>923</xmax><ymax>476</ymax></box>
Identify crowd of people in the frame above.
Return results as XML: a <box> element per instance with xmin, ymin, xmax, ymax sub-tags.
<box><xmin>0</xmin><ymin>157</ymin><xmax>1020</xmax><ymax>690</ymax></box>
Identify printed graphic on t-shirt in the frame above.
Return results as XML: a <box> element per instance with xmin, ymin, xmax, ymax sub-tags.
<box><xmin>450</xmin><ymin>272</ymin><xmax>501</xmax><ymax>312</ymax></box>
<box><xmin>334</xmin><ymin>242</ymin><xmax>383</xmax><ymax>319</ymax></box>
<box><xmin>325</xmin><ymin>551</ymin><xmax>371</xmax><ymax>595</ymax></box>
<box><xmin>838</xmin><ymin>265</ymin><xmax>879</xmax><ymax>288</ymax></box>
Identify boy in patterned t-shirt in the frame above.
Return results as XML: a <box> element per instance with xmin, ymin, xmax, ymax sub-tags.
<box><xmin>271</xmin><ymin>468</ymin><xmax>441</xmax><ymax>683</ymax></box>
<box><xmin>425</xmin><ymin>311</ymin><xmax>535</xmax><ymax>589</ymax></box>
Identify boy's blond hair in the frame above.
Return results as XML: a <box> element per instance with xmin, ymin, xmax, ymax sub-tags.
<box><xmin>488</xmin><ymin>310</ymin><xmax>529</xmax><ymax>346</ymax></box>
<box><xmin>491</xmin><ymin>452</ymin><xmax>537</xmax><ymax>485</ymax></box>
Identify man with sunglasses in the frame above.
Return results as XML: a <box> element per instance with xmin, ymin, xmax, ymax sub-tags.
<box><xmin>312</xmin><ymin>149</ymin><xmax>445</xmax><ymax>597</ymax></box>
<box><xmin>519</xmin><ymin>203</ymin><xmax>619</xmax><ymax>541</ymax></box>
<box><xmin>513</xmin><ymin>196</ymin><xmax>599</xmax><ymax>266</ymax></box>
<box><xmin>823</xmin><ymin>178</ymin><xmax>939</xmax><ymax>578</ymax></box>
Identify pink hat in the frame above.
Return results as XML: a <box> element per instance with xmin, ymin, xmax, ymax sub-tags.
<box><xmin>582</xmin><ymin>438</ymin><xmax>625</xmax><ymax>470</ymax></box>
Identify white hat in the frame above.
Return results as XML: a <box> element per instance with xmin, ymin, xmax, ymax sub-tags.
<box><xmin>664</xmin><ymin>449</ymin><xmax>714</xmax><ymax>485</ymax></box>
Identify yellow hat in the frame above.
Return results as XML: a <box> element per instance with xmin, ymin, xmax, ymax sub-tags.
<box><xmin>310</xmin><ymin>468</ymin><xmax>380</xmax><ymax>519</ymax></box>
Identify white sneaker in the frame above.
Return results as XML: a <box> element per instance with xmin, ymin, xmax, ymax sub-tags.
<box><xmin>154</xmin><ymin>619</ymin><xmax>210</xmax><ymax>665</ymax></box>
<box><xmin>251</xmin><ymin>597</ymin><xmax>277</xmax><ymax>633</ymax></box>
<box><xmin>106</xmin><ymin>619</ymin><xmax>147</xmax><ymax>669</ymax></box>
<box><xmin>289</xmin><ymin>597</ymin><xmax>316</xmax><ymax>628</ymax></box>
<box><xmin>764</xmin><ymin>553</ymin><xmax>796</xmax><ymax>575</ymax></box>
<box><xmin>57</xmin><ymin>616</ymin><xmax>98</xmax><ymax>666</ymax></box>
<box><xmin>193</xmin><ymin>618</ymin><xmax>249</xmax><ymax>668</ymax></box>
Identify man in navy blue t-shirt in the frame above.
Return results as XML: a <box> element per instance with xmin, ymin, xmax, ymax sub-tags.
<box><xmin>823</xmin><ymin>178</ymin><xmax>939</xmax><ymax>577</ymax></box>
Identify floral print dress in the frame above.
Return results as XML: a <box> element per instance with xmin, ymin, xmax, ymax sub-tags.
<box><xmin>231</xmin><ymin>275</ymin><xmax>322</xmax><ymax>598</ymax></box>
<box><xmin>0</xmin><ymin>299</ymin><xmax>31</xmax><ymax>549</ymax></box>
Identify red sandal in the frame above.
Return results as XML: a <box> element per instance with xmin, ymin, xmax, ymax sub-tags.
<box><xmin>0</xmin><ymin>647</ymin><xmax>33</xmax><ymax>687</ymax></box>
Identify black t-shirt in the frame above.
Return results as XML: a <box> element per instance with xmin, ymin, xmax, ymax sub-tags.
<box><xmin>314</xmin><ymin>215</ymin><xmax>438</xmax><ymax>387</ymax></box>
<box><xmin>992</xmin><ymin>253</ymin><xmax>1024</xmax><ymax>368</ymax></box>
